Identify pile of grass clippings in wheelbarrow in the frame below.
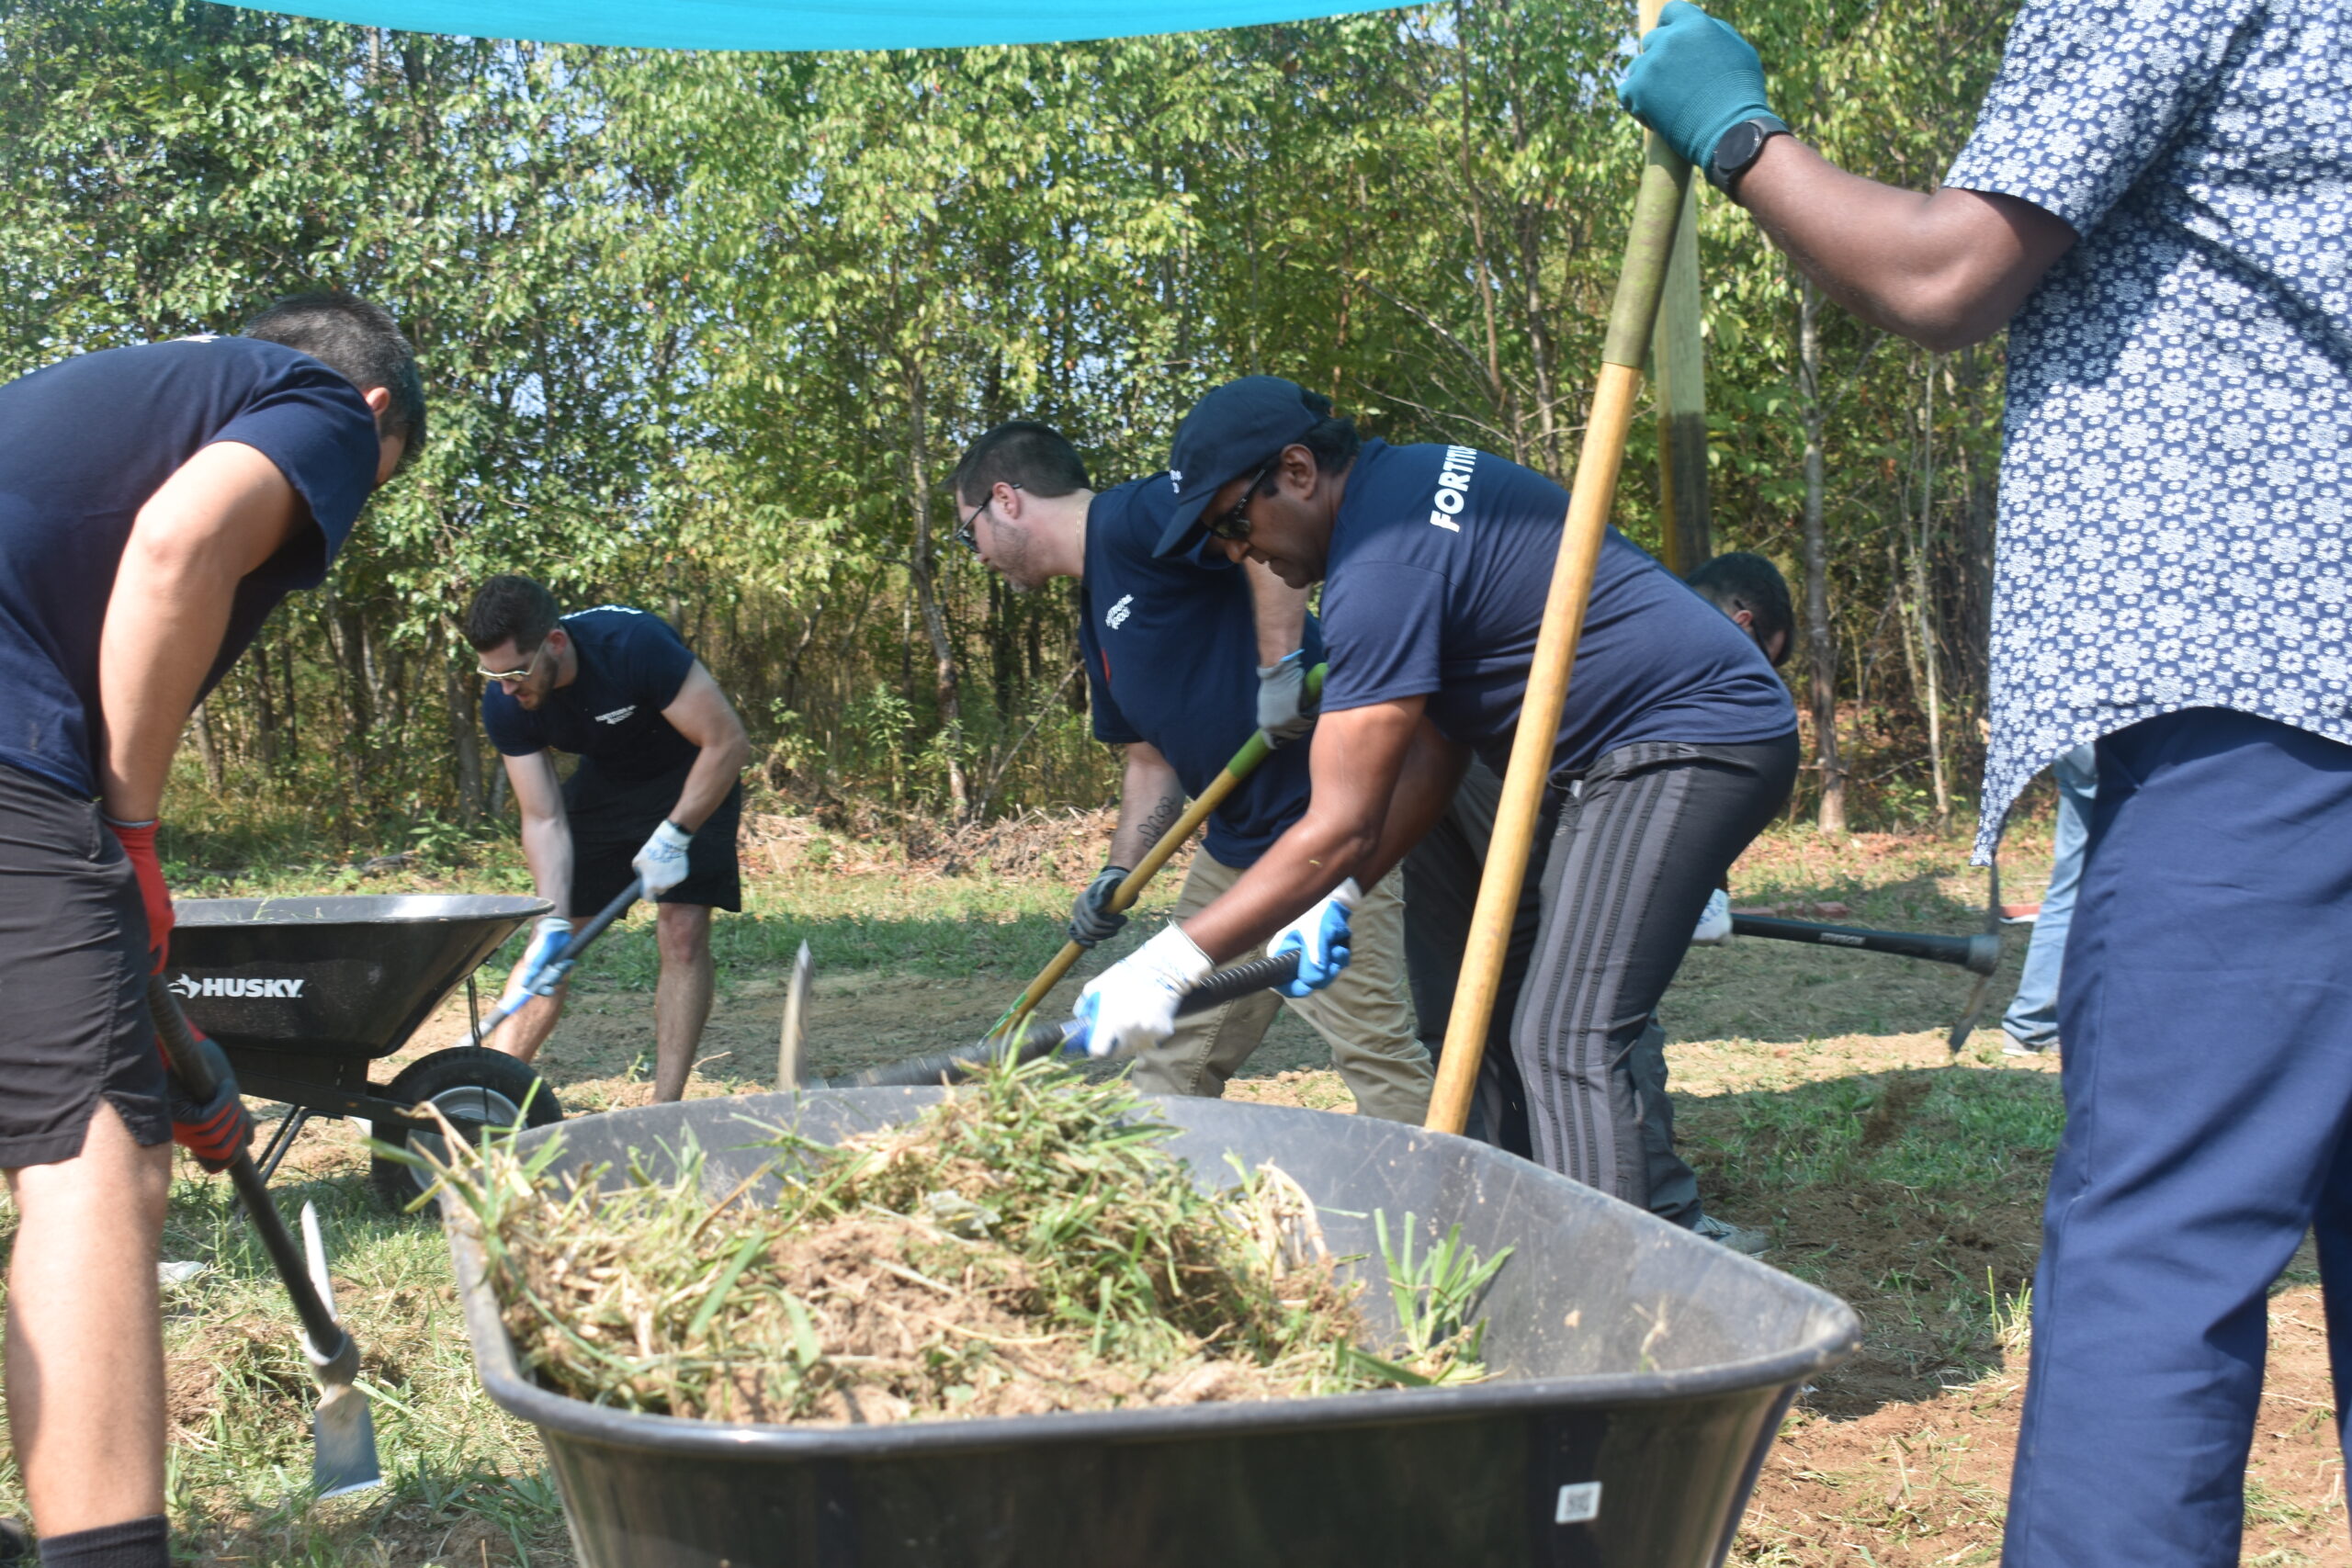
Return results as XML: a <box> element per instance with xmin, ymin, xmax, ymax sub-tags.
<box><xmin>422</xmin><ymin>1056</ymin><xmax>1508</xmax><ymax>1426</ymax></box>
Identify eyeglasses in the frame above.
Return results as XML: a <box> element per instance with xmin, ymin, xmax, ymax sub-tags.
<box><xmin>956</xmin><ymin>482</ymin><xmax>1022</xmax><ymax>555</ymax></box>
<box><xmin>1204</xmin><ymin>461</ymin><xmax>1276</xmax><ymax>542</ymax></box>
<box><xmin>477</xmin><ymin>641</ymin><xmax>547</xmax><ymax>685</ymax></box>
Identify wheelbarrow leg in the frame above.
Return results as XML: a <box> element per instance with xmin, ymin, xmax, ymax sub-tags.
<box><xmin>254</xmin><ymin>1106</ymin><xmax>312</xmax><ymax>1183</ymax></box>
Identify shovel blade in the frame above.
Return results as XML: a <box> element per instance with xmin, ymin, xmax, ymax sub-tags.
<box><xmin>312</xmin><ymin>1383</ymin><xmax>382</xmax><ymax>1498</ymax></box>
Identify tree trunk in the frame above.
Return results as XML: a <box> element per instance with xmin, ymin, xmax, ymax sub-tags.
<box><xmin>446</xmin><ymin>663</ymin><xmax>486</xmax><ymax>825</ymax></box>
<box><xmin>901</xmin><ymin>352</ymin><xmax>969</xmax><ymax>818</ymax></box>
<box><xmin>189</xmin><ymin>702</ymin><xmax>225</xmax><ymax>793</ymax></box>
<box><xmin>1799</xmin><ymin>276</ymin><xmax>1849</xmax><ymax>834</ymax></box>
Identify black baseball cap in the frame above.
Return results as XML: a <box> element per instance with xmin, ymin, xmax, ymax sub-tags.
<box><xmin>1154</xmin><ymin>376</ymin><xmax>1324</xmax><ymax>558</ymax></box>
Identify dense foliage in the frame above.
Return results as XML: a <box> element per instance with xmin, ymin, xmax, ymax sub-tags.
<box><xmin>0</xmin><ymin>0</ymin><xmax>2018</xmax><ymax>849</ymax></box>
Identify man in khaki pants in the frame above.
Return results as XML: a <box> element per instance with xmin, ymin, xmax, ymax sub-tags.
<box><xmin>950</xmin><ymin>420</ymin><xmax>1430</xmax><ymax>1122</ymax></box>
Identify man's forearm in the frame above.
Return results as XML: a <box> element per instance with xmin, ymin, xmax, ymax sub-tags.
<box><xmin>97</xmin><ymin>559</ymin><xmax>239</xmax><ymax>822</ymax></box>
<box><xmin>1243</xmin><ymin>559</ymin><xmax>1310</xmax><ymax>666</ymax></box>
<box><xmin>1737</xmin><ymin>136</ymin><xmax>2076</xmax><ymax>352</ymax></box>
<box><xmin>667</xmin><ymin>737</ymin><xmax>750</xmax><ymax>834</ymax></box>
<box><xmin>519</xmin><ymin>815</ymin><xmax>574</xmax><ymax>917</ymax></box>
<box><xmin>1108</xmin><ymin>746</ymin><xmax>1183</xmax><ymax>867</ymax></box>
<box><xmin>1179</xmin><ymin>807</ymin><xmax>1375</xmax><ymax>963</ymax></box>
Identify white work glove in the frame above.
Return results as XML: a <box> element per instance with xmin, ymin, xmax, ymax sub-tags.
<box><xmin>1074</xmin><ymin>925</ymin><xmax>1214</xmax><ymax>1060</ymax></box>
<box><xmin>1690</xmin><ymin>887</ymin><xmax>1732</xmax><ymax>946</ymax></box>
<box><xmin>1255</xmin><ymin>649</ymin><xmax>1319</xmax><ymax>748</ymax></box>
<box><xmin>514</xmin><ymin>914</ymin><xmax>575</xmax><ymax>997</ymax></box>
<box><xmin>1269</xmin><ymin>877</ymin><xmax>1360</xmax><ymax>997</ymax></box>
<box><xmin>632</xmin><ymin>819</ymin><xmax>694</xmax><ymax>897</ymax></box>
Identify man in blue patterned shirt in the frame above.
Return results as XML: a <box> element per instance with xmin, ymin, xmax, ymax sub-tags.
<box><xmin>1623</xmin><ymin>3</ymin><xmax>2352</xmax><ymax>1563</ymax></box>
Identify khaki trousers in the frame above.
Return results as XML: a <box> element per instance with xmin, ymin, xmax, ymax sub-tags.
<box><xmin>1129</xmin><ymin>855</ymin><xmax>1433</xmax><ymax>1123</ymax></box>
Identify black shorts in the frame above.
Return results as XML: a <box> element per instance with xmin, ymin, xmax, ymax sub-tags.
<box><xmin>0</xmin><ymin>763</ymin><xmax>170</xmax><ymax>1167</ymax></box>
<box><xmin>563</xmin><ymin>760</ymin><xmax>743</xmax><ymax>915</ymax></box>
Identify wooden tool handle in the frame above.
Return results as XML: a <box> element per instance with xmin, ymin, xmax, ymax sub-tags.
<box><xmin>1425</xmin><ymin>2</ymin><xmax>1691</xmax><ymax>1135</ymax></box>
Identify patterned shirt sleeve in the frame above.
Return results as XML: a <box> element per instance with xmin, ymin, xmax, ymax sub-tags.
<box><xmin>1944</xmin><ymin>0</ymin><xmax>2262</xmax><ymax>235</ymax></box>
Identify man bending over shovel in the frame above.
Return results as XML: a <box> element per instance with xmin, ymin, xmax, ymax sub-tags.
<box><xmin>0</xmin><ymin>293</ymin><xmax>423</xmax><ymax>1567</ymax></box>
<box><xmin>464</xmin><ymin>576</ymin><xmax>750</xmax><ymax>1103</ymax></box>
<box><xmin>1080</xmin><ymin>378</ymin><xmax>1795</xmax><ymax>1242</ymax></box>
<box><xmin>950</xmin><ymin>421</ymin><xmax>1434</xmax><ymax>1122</ymax></box>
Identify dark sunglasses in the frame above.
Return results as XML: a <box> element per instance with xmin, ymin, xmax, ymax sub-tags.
<box><xmin>956</xmin><ymin>482</ymin><xmax>1023</xmax><ymax>555</ymax></box>
<box><xmin>1204</xmin><ymin>461</ymin><xmax>1276</xmax><ymax>542</ymax></box>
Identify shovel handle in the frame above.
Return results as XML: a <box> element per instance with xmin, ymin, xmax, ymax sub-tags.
<box><xmin>987</xmin><ymin>667</ymin><xmax>1327</xmax><ymax>1042</ymax></box>
<box><xmin>148</xmin><ymin>976</ymin><xmax>353</xmax><ymax>1369</ymax></box>
<box><xmin>835</xmin><ymin>951</ymin><xmax>1306</xmax><ymax>1089</ymax></box>
<box><xmin>469</xmin><ymin>877</ymin><xmax>644</xmax><ymax>1047</ymax></box>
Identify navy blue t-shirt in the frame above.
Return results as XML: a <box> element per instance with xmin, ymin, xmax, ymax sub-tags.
<box><xmin>1320</xmin><ymin>441</ymin><xmax>1792</xmax><ymax>776</ymax></box>
<box><xmin>1076</xmin><ymin>477</ymin><xmax>1324</xmax><ymax>868</ymax></box>
<box><xmin>0</xmin><ymin>336</ymin><xmax>379</xmax><ymax>797</ymax></box>
<box><xmin>482</xmin><ymin>606</ymin><xmax>701</xmax><ymax>785</ymax></box>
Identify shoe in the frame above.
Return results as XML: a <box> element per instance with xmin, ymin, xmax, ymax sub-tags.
<box><xmin>0</xmin><ymin>1518</ymin><xmax>30</xmax><ymax>1565</ymax></box>
<box><xmin>1692</xmin><ymin>1213</ymin><xmax>1770</xmax><ymax>1256</ymax></box>
<box><xmin>1690</xmin><ymin>888</ymin><xmax>1732</xmax><ymax>945</ymax></box>
<box><xmin>2001</xmin><ymin>1032</ymin><xmax>2058</xmax><ymax>1058</ymax></box>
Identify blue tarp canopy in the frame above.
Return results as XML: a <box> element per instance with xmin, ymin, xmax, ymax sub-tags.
<box><xmin>225</xmin><ymin>0</ymin><xmax>1392</xmax><ymax>51</ymax></box>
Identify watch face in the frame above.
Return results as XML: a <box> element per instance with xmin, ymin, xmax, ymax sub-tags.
<box><xmin>1717</xmin><ymin>120</ymin><xmax>1762</xmax><ymax>173</ymax></box>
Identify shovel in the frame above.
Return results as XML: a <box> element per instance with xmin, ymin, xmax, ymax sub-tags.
<box><xmin>148</xmin><ymin>977</ymin><xmax>382</xmax><ymax>1498</ymax></box>
<box><xmin>806</xmin><ymin>950</ymin><xmax>1305</xmax><ymax>1089</ymax></box>
<box><xmin>465</xmin><ymin>876</ymin><xmax>643</xmax><ymax>1050</ymax></box>
<box><xmin>985</xmin><ymin>666</ymin><xmax>1326</xmax><ymax>1043</ymax></box>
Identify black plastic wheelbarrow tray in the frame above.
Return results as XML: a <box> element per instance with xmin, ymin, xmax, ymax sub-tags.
<box><xmin>172</xmin><ymin>894</ymin><xmax>565</xmax><ymax>1201</ymax></box>
<box><xmin>447</xmin><ymin>1090</ymin><xmax>1860</xmax><ymax>1567</ymax></box>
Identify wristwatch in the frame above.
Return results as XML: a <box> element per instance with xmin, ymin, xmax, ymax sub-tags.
<box><xmin>1709</xmin><ymin>116</ymin><xmax>1790</xmax><ymax>197</ymax></box>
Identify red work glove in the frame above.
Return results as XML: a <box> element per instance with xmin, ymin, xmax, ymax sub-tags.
<box><xmin>161</xmin><ymin>1025</ymin><xmax>254</xmax><ymax>1175</ymax></box>
<box><xmin>104</xmin><ymin>816</ymin><xmax>173</xmax><ymax>973</ymax></box>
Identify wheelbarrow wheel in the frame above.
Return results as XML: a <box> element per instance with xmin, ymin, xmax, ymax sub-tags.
<box><xmin>369</xmin><ymin>1047</ymin><xmax>564</xmax><ymax>1208</ymax></box>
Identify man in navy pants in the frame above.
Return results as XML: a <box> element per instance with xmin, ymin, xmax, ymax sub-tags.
<box><xmin>1621</xmin><ymin>2</ymin><xmax>2352</xmax><ymax>1561</ymax></box>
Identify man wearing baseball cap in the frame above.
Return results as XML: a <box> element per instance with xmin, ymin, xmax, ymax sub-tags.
<box><xmin>1077</xmin><ymin>376</ymin><xmax>1794</xmax><ymax>1242</ymax></box>
<box><xmin>951</xmin><ymin>421</ymin><xmax>1432</xmax><ymax>1122</ymax></box>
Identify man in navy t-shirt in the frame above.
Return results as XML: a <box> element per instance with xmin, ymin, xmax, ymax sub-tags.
<box><xmin>463</xmin><ymin>577</ymin><xmax>751</xmax><ymax>1104</ymax></box>
<box><xmin>0</xmin><ymin>293</ymin><xmax>423</xmax><ymax>1567</ymax></box>
<box><xmin>1081</xmin><ymin>378</ymin><xmax>1797</xmax><ymax>1238</ymax></box>
<box><xmin>948</xmin><ymin>422</ymin><xmax>1432</xmax><ymax>1122</ymax></box>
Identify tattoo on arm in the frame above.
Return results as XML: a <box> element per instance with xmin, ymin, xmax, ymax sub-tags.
<box><xmin>1136</xmin><ymin>793</ymin><xmax>1182</xmax><ymax>849</ymax></box>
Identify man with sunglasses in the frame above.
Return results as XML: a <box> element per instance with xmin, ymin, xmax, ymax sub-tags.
<box><xmin>948</xmin><ymin>421</ymin><xmax>1433</xmax><ymax>1122</ymax></box>
<box><xmin>1078</xmin><ymin>377</ymin><xmax>1793</xmax><ymax>1240</ymax></box>
<box><xmin>0</xmin><ymin>292</ymin><xmax>423</xmax><ymax>1568</ymax></box>
<box><xmin>462</xmin><ymin>576</ymin><xmax>750</xmax><ymax>1103</ymax></box>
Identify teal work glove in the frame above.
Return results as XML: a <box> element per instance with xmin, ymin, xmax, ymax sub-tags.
<box><xmin>1617</xmin><ymin>1</ymin><xmax>1781</xmax><ymax>173</ymax></box>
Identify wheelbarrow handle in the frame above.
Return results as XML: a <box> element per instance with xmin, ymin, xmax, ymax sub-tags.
<box><xmin>831</xmin><ymin>950</ymin><xmax>1306</xmax><ymax>1089</ymax></box>
<box><xmin>148</xmin><ymin>976</ymin><xmax>354</xmax><ymax>1373</ymax></box>
<box><xmin>1728</xmin><ymin>914</ymin><xmax>2000</xmax><ymax>976</ymax></box>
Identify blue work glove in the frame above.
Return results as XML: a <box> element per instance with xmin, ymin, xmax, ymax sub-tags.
<box><xmin>1256</xmin><ymin>649</ymin><xmax>1319</xmax><ymax>748</ymax></box>
<box><xmin>1069</xmin><ymin>864</ymin><xmax>1132</xmax><ymax>948</ymax></box>
<box><xmin>1690</xmin><ymin>887</ymin><xmax>1732</xmax><ymax>946</ymax></box>
<box><xmin>1617</xmin><ymin>2</ymin><xmax>1782</xmax><ymax>174</ymax></box>
<box><xmin>1074</xmin><ymin>925</ymin><xmax>1214</xmax><ymax>1059</ymax></box>
<box><xmin>1269</xmin><ymin>878</ymin><xmax>1361</xmax><ymax>997</ymax></box>
<box><xmin>632</xmin><ymin>818</ymin><xmax>693</xmax><ymax>898</ymax></box>
<box><xmin>515</xmin><ymin>913</ymin><xmax>576</xmax><ymax>997</ymax></box>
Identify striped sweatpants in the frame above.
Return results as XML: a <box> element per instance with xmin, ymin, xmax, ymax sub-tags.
<box><xmin>1506</xmin><ymin>735</ymin><xmax>1793</xmax><ymax>1213</ymax></box>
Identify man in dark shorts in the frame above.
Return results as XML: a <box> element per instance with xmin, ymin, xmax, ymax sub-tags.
<box><xmin>949</xmin><ymin>421</ymin><xmax>1432</xmax><ymax>1122</ymax></box>
<box><xmin>0</xmin><ymin>294</ymin><xmax>424</xmax><ymax>1567</ymax></box>
<box><xmin>1080</xmin><ymin>378</ymin><xmax>1797</xmax><ymax>1243</ymax></box>
<box><xmin>463</xmin><ymin>578</ymin><xmax>750</xmax><ymax>1104</ymax></box>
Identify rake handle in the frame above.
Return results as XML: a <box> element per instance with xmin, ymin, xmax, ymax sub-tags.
<box><xmin>468</xmin><ymin>876</ymin><xmax>643</xmax><ymax>1047</ymax></box>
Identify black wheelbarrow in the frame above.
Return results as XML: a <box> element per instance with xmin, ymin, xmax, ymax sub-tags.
<box><xmin>171</xmin><ymin>894</ymin><xmax>566</xmax><ymax>1204</ymax></box>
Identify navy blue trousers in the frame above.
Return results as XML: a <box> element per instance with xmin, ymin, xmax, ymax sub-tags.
<box><xmin>2005</xmin><ymin>710</ymin><xmax>2352</xmax><ymax>1566</ymax></box>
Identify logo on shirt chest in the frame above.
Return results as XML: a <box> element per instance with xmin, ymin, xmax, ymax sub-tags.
<box><xmin>1105</xmin><ymin>594</ymin><xmax>1136</xmax><ymax>630</ymax></box>
<box><xmin>594</xmin><ymin>705</ymin><xmax>638</xmax><ymax>725</ymax></box>
<box><xmin>1428</xmin><ymin>446</ymin><xmax>1478</xmax><ymax>533</ymax></box>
